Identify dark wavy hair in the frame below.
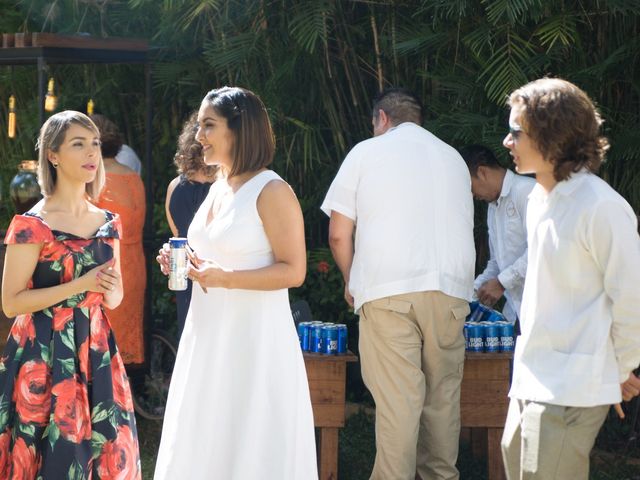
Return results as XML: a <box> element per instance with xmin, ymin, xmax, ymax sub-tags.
<box><xmin>174</xmin><ymin>111</ymin><xmax>217</xmax><ymax>180</ymax></box>
<box><xmin>202</xmin><ymin>86</ymin><xmax>275</xmax><ymax>177</ymax></box>
<box><xmin>508</xmin><ymin>78</ymin><xmax>609</xmax><ymax>182</ymax></box>
<box><xmin>90</xmin><ymin>114</ymin><xmax>123</xmax><ymax>158</ymax></box>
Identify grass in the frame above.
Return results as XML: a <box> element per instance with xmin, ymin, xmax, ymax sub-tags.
<box><xmin>137</xmin><ymin>405</ymin><xmax>640</xmax><ymax>480</ymax></box>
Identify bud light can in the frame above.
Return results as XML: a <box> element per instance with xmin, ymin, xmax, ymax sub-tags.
<box><xmin>322</xmin><ymin>325</ymin><xmax>339</xmax><ymax>355</ymax></box>
<box><xmin>468</xmin><ymin>304</ymin><xmax>488</xmax><ymax>323</ymax></box>
<box><xmin>466</xmin><ymin>322</ymin><xmax>484</xmax><ymax>352</ymax></box>
<box><xmin>483</xmin><ymin>322</ymin><xmax>501</xmax><ymax>352</ymax></box>
<box><xmin>467</xmin><ymin>301</ymin><xmax>480</xmax><ymax>322</ymax></box>
<box><xmin>498</xmin><ymin>321</ymin><xmax>515</xmax><ymax>352</ymax></box>
<box><xmin>487</xmin><ymin>311</ymin><xmax>505</xmax><ymax>323</ymax></box>
<box><xmin>310</xmin><ymin>324</ymin><xmax>324</xmax><ymax>353</ymax></box>
<box><xmin>168</xmin><ymin>237</ymin><xmax>188</xmax><ymax>291</ymax></box>
<box><xmin>335</xmin><ymin>324</ymin><xmax>348</xmax><ymax>354</ymax></box>
<box><xmin>297</xmin><ymin>322</ymin><xmax>312</xmax><ymax>351</ymax></box>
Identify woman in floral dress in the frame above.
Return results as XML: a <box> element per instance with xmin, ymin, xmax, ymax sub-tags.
<box><xmin>0</xmin><ymin>111</ymin><xmax>140</xmax><ymax>479</ymax></box>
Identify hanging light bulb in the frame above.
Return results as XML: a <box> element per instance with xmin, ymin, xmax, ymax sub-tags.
<box><xmin>8</xmin><ymin>95</ymin><xmax>16</xmax><ymax>139</ymax></box>
<box><xmin>44</xmin><ymin>77</ymin><xmax>58</xmax><ymax>112</ymax></box>
<box><xmin>87</xmin><ymin>98</ymin><xmax>94</xmax><ymax>115</ymax></box>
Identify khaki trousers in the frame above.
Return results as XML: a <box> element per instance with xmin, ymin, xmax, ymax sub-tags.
<box><xmin>359</xmin><ymin>291</ymin><xmax>469</xmax><ymax>480</ymax></box>
<box><xmin>501</xmin><ymin>398</ymin><xmax>609</xmax><ymax>480</ymax></box>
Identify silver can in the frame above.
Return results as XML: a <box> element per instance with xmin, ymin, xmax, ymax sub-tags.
<box><xmin>168</xmin><ymin>237</ymin><xmax>188</xmax><ymax>291</ymax></box>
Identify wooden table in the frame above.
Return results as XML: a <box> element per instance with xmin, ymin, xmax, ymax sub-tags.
<box><xmin>460</xmin><ymin>351</ymin><xmax>513</xmax><ymax>480</ymax></box>
<box><xmin>303</xmin><ymin>351</ymin><xmax>358</xmax><ymax>480</ymax></box>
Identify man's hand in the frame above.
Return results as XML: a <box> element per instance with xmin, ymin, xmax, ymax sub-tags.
<box><xmin>344</xmin><ymin>284</ymin><xmax>354</xmax><ymax>308</ymax></box>
<box><xmin>614</xmin><ymin>370</ymin><xmax>640</xmax><ymax>419</ymax></box>
<box><xmin>477</xmin><ymin>278</ymin><xmax>505</xmax><ymax>307</ymax></box>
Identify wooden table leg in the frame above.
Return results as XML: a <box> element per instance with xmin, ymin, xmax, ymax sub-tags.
<box><xmin>487</xmin><ymin>427</ymin><xmax>506</xmax><ymax>480</ymax></box>
<box><xmin>318</xmin><ymin>427</ymin><xmax>339</xmax><ymax>480</ymax></box>
<box><xmin>471</xmin><ymin>427</ymin><xmax>487</xmax><ymax>460</ymax></box>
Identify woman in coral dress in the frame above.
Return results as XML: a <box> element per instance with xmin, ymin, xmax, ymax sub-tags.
<box><xmin>92</xmin><ymin>115</ymin><xmax>146</xmax><ymax>366</ymax></box>
<box><xmin>0</xmin><ymin>111</ymin><xmax>140</xmax><ymax>479</ymax></box>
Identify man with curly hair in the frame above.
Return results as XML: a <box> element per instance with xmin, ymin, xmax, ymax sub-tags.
<box><xmin>500</xmin><ymin>78</ymin><xmax>640</xmax><ymax>479</ymax></box>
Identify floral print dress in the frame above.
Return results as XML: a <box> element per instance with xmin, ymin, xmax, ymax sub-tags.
<box><xmin>0</xmin><ymin>212</ymin><xmax>141</xmax><ymax>480</ymax></box>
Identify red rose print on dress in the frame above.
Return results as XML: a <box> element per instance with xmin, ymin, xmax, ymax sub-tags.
<box><xmin>53</xmin><ymin>308</ymin><xmax>74</xmax><ymax>331</ymax></box>
<box><xmin>97</xmin><ymin>425</ymin><xmax>140</xmax><ymax>480</ymax></box>
<box><xmin>90</xmin><ymin>308</ymin><xmax>110</xmax><ymax>353</ymax></box>
<box><xmin>10</xmin><ymin>436</ymin><xmax>39</xmax><ymax>479</ymax></box>
<box><xmin>13</xmin><ymin>360</ymin><xmax>51</xmax><ymax>426</ymax></box>
<box><xmin>10</xmin><ymin>315</ymin><xmax>36</xmax><ymax>348</ymax></box>
<box><xmin>111</xmin><ymin>357</ymin><xmax>133</xmax><ymax>412</ymax></box>
<box><xmin>51</xmin><ymin>378</ymin><xmax>92</xmax><ymax>443</ymax></box>
<box><xmin>0</xmin><ymin>428</ymin><xmax>10</xmax><ymax>478</ymax></box>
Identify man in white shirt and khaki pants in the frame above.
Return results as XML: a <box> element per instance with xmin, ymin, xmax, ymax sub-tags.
<box><xmin>322</xmin><ymin>88</ymin><xmax>475</xmax><ymax>480</ymax></box>
<box><xmin>501</xmin><ymin>78</ymin><xmax>640</xmax><ymax>479</ymax></box>
<box><xmin>460</xmin><ymin>145</ymin><xmax>535</xmax><ymax>325</ymax></box>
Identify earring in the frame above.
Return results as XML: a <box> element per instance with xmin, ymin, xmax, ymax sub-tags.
<box><xmin>52</xmin><ymin>163</ymin><xmax>59</xmax><ymax>168</ymax></box>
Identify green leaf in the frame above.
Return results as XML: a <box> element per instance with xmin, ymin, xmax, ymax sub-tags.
<box><xmin>59</xmin><ymin>326</ymin><xmax>76</xmax><ymax>352</ymax></box>
<box><xmin>58</xmin><ymin>357</ymin><xmax>76</xmax><ymax>377</ymax></box>
<box><xmin>48</xmin><ymin>423</ymin><xmax>60</xmax><ymax>450</ymax></box>
<box><xmin>18</xmin><ymin>423</ymin><xmax>35</xmax><ymax>438</ymax></box>
<box><xmin>98</xmin><ymin>351</ymin><xmax>111</xmax><ymax>370</ymax></box>
<box><xmin>67</xmin><ymin>459</ymin><xmax>86</xmax><ymax>480</ymax></box>
<box><xmin>91</xmin><ymin>402</ymin><xmax>110</xmax><ymax>424</ymax></box>
<box><xmin>91</xmin><ymin>430</ymin><xmax>107</xmax><ymax>459</ymax></box>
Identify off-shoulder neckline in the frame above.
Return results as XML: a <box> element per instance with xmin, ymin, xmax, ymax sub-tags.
<box><xmin>22</xmin><ymin>211</ymin><xmax>116</xmax><ymax>240</ymax></box>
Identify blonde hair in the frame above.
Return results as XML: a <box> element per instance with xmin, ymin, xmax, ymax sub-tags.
<box><xmin>36</xmin><ymin>110</ymin><xmax>105</xmax><ymax>199</ymax></box>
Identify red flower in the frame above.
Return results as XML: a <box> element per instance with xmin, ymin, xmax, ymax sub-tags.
<box><xmin>67</xmin><ymin>240</ymin><xmax>93</xmax><ymax>253</ymax></box>
<box><xmin>41</xmin><ymin>242</ymin><xmax>68</xmax><ymax>263</ymax></box>
<box><xmin>317</xmin><ymin>260</ymin><xmax>330</xmax><ymax>274</ymax></box>
<box><xmin>51</xmin><ymin>378</ymin><xmax>92</xmax><ymax>443</ymax></box>
<box><xmin>62</xmin><ymin>254</ymin><xmax>75</xmax><ymax>283</ymax></box>
<box><xmin>78</xmin><ymin>339</ymin><xmax>91</xmax><ymax>382</ymax></box>
<box><xmin>5</xmin><ymin>216</ymin><xmax>51</xmax><ymax>245</ymax></box>
<box><xmin>10</xmin><ymin>437</ymin><xmax>39</xmax><ymax>480</ymax></box>
<box><xmin>0</xmin><ymin>428</ymin><xmax>10</xmax><ymax>478</ymax></box>
<box><xmin>97</xmin><ymin>425</ymin><xmax>140</xmax><ymax>480</ymax></box>
<box><xmin>90</xmin><ymin>309</ymin><xmax>110</xmax><ymax>353</ymax></box>
<box><xmin>10</xmin><ymin>315</ymin><xmax>36</xmax><ymax>348</ymax></box>
<box><xmin>13</xmin><ymin>360</ymin><xmax>51</xmax><ymax>426</ymax></box>
<box><xmin>53</xmin><ymin>308</ymin><xmax>73</xmax><ymax>331</ymax></box>
<box><xmin>78</xmin><ymin>292</ymin><xmax>102</xmax><ymax>308</ymax></box>
<box><xmin>111</xmin><ymin>357</ymin><xmax>133</xmax><ymax>412</ymax></box>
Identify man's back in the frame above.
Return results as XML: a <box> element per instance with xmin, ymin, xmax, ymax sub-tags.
<box><xmin>322</xmin><ymin>122</ymin><xmax>475</xmax><ymax>310</ymax></box>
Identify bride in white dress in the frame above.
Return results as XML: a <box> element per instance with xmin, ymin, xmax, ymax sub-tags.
<box><xmin>154</xmin><ymin>87</ymin><xmax>317</xmax><ymax>479</ymax></box>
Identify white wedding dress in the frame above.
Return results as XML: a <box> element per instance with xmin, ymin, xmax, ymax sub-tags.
<box><xmin>154</xmin><ymin>170</ymin><xmax>317</xmax><ymax>480</ymax></box>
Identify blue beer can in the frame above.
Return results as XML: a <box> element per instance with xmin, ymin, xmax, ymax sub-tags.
<box><xmin>466</xmin><ymin>322</ymin><xmax>484</xmax><ymax>352</ymax></box>
<box><xmin>297</xmin><ymin>322</ymin><xmax>312</xmax><ymax>351</ymax></box>
<box><xmin>310</xmin><ymin>324</ymin><xmax>324</xmax><ymax>353</ymax></box>
<box><xmin>487</xmin><ymin>310</ymin><xmax>505</xmax><ymax>322</ymax></box>
<box><xmin>335</xmin><ymin>324</ymin><xmax>348</xmax><ymax>354</ymax></box>
<box><xmin>467</xmin><ymin>301</ymin><xmax>480</xmax><ymax>322</ymax></box>
<box><xmin>322</xmin><ymin>325</ymin><xmax>339</xmax><ymax>355</ymax></box>
<box><xmin>483</xmin><ymin>322</ymin><xmax>501</xmax><ymax>352</ymax></box>
<box><xmin>498</xmin><ymin>321</ymin><xmax>515</xmax><ymax>352</ymax></box>
<box><xmin>468</xmin><ymin>304</ymin><xmax>488</xmax><ymax>323</ymax></box>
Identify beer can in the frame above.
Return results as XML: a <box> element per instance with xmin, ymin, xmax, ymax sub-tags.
<box><xmin>466</xmin><ymin>322</ymin><xmax>484</xmax><ymax>352</ymax></box>
<box><xmin>498</xmin><ymin>321</ymin><xmax>515</xmax><ymax>352</ymax></box>
<box><xmin>468</xmin><ymin>304</ymin><xmax>488</xmax><ymax>323</ymax></box>
<box><xmin>322</xmin><ymin>325</ymin><xmax>339</xmax><ymax>355</ymax></box>
<box><xmin>487</xmin><ymin>311</ymin><xmax>505</xmax><ymax>323</ymax></box>
<box><xmin>335</xmin><ymin>324</ymin><xmax>348</xmax><ymax>354</ymax></box>
<box><xmin>310</xmin><ymin>324</ymin><xmax>324</xmax><ymax>353</ymax></box>
<box><xmin>467</xmin><ymin>301</ymin><xmax>480</xmax><ymax>322</ymax></box>
<box><xmin>168</xmin><ymin>237</ymin><xmax>188</xmax><ymax>291</ymax></box>
<box><xmin>297</xmin><ymin>322</ymin><xmax>312</xmax><ymax>351</ymax></box>
<box><xmin>483</xmin><ymin>322</ymin><xmax>501</xmax><ymax>352</ymax></box>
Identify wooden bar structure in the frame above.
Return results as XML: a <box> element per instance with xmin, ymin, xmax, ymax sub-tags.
<box><xmin>460</xmin><ymin>351</ymin><xmax>513</xmax><ymax>480</ymax></box>
<box><xmin>304</xmin><ymin>351</ymin><xmax>358</xmax><ymax>480</ymax></box>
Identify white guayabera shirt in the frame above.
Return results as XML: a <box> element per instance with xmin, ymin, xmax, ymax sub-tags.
<box><xmin>510</xmin><ymin>170</ymin><xmax>640</xmax><ymax>407</ymax></box>
<box><xmin>474</xmin><ymin>170</ymin><xmax>535</xmax><ymax>322</ymax></box>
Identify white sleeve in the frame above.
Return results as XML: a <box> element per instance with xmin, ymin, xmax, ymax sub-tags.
<box><xmin>590</xmin><ymin>200</ymin><xmax>640</xmax><ymax>382</ymax></box>
<box><xmin>320</xmin><ymin>148</ymin><xmax>361</xmax><ymax>221</ymax></box>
